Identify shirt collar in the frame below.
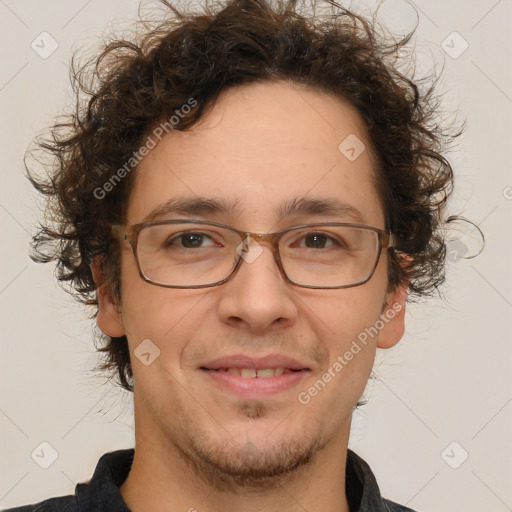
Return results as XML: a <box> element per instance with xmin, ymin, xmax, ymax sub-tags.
<box><xmin>76</xmin><ymin>449</ymin><xmax>133</xmax><ymax>511</ymax></box>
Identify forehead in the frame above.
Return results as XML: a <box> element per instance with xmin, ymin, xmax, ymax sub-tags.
<box><xmin>127</xmin><ymin>80</ymin><xmax>384</xmax><ymax>229</ymax></box>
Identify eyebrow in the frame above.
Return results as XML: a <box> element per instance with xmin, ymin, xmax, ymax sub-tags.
<box><xmin>142</xmin><ymin>196</ymin><xmax>366</xmax><ymax>224</ymax></box>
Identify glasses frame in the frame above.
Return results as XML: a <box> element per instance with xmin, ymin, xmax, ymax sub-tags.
<box><xmin>112</xmin><ymin>219</ymin><xmax>395</xmax><ymax>290</ymax></box>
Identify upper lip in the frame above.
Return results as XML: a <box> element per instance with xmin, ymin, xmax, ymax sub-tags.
<box><xmin>200</xmin><ymin>354</ymin><xmax>310</xmax><ymax>371</ymax></box>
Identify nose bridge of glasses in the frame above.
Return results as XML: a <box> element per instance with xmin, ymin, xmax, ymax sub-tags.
<box><xmin>248</xmin><ymin>232</ymin><xmax>278</xmax><ymax>245</ymax></box>
<box><xmin>236</xmin><ymin>232</ymin><xmax>282</xmax><ymax>268</ymax></box>
<box><xmin>241</xmin><ymin>232</ymin><xmax>282</xmax><ymax>258</ymax></box>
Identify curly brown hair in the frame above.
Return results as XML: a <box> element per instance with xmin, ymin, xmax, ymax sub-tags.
<box><xmin>27</xmin><ymin>0</ymin><xmax>460</xmax><ymax>392</ymax></box>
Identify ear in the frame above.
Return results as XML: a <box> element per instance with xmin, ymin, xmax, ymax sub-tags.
<box><xmin>91</xmin><ymin>260</ymin><xmax>126</xmax><ymax>338</ymax></box>
<box><xmin>377</xmin><ymin>283</ymin><xmax>407</xmax><ymax>349</ymax></box>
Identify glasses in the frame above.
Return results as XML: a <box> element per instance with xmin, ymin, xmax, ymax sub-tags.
<box><xmin>112</xmin><ymin>220</ymin><xmax>395</xmax><ymax>289</ymax></box>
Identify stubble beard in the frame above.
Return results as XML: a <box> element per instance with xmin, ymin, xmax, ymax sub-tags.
<box><xmin>170</xmin><ymin>400</ymin><xmax>330</xmax><ymax>493</ymax></box>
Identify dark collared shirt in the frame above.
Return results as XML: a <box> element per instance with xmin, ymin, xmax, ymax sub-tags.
<box><xmin>5</xmin><ymin>449</ymin><xmax>416</xmax><ymax>511</ymax></box>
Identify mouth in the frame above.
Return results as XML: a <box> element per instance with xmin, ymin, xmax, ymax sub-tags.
<box><xmin>200</xmin><ymin>367</ymin><xmax>304</xmax><ymax>378</ymax></box>
<box><xmin>199</xmin><ymin>355</ymin><xmax>311</xmax><ymax>398</ymax></box>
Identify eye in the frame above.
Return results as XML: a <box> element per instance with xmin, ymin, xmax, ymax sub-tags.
<box><xmin>296</xmin><ymin>232</ymin><xmax>342</xmax><ymax>249</ymax></box>
<box><xmin>165</xmin><ymin>231</ymin><xmax>217</xmax><ymax>249</ymax></box>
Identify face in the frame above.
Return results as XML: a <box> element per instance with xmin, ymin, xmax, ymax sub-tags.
<box><xmin>98</xmin><ymin>80</ymin><xmax>406</xmax><ymax>489</ymax></box>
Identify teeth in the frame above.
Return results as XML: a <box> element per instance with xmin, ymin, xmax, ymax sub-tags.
<box><xmin>223</xmin><ymin>368</ymin><xmax>287</xmax><ymax>378</ymax></box>
<box><xmin>256</xmin><ymin>368</ymin><xmax>276</xmax><ymax>379</ymax></box>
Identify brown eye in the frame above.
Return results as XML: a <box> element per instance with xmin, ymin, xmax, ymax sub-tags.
<box><xmin>302</xmin><ymin>233</ymin><xmax>334</xmax><ymax>249</ymax></box>
<box><xmin>165</xmin><ymin>232</ymin><xmax>216</xmax><ymax>249</ymax></box>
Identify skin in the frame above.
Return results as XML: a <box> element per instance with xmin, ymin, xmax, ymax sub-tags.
<box><xmin>95</xmin><ymin>80</ymin><xmax>407</xmax><ymax>512</ymax></box>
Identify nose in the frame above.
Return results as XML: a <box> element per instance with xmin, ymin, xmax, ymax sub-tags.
<box><xmin>217</xmin><ymin>239</ymin><xmax>299</xmax><ymax>334</ymax></box>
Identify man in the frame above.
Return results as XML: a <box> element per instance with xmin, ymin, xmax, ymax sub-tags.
<box><xmin>9</xmin><ymin>0</ymin><xmax>459</xmax><ymax>510</ymax></box>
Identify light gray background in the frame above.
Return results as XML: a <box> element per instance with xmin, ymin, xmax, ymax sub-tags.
<box><xmin>1</xmin><ymin>0</ymin><xmax>511</xmax><ymax>510</ymax></box>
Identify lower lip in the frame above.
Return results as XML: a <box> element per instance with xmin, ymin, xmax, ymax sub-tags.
<box><xmin>200</xmin><ymin>369</ymin><xmax>309</xmax><ymax>399</ymax></box>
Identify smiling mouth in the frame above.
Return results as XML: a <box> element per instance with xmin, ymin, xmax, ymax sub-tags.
<box><xmin>199</xmin><ymin>366</ymin><xmax>311</xmax><ymax>399</ymax></box>
<box><xmin>200</xmin><ymin>367</ymin><xmax>306</xmax><ymax>378</ymax></box>
<box><xmin>199</xmin><ymin>354</ymin><xmax>312</xmax><ymax>397</ymax></box>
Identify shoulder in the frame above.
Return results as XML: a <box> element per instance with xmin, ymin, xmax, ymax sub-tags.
<box><xmin>2</xmin><ymin>495</ymin><xmax>77</xmax><ymax>511</ymax></box>
<box><xmin>2</xmin><ymin>449</ymin><xmax>134</xmax><ymax>512</ymax></box>
<box><xmin>346</xmin><ymin>449</ymin><xmax>419</xmax><ymax>512</ymax></box>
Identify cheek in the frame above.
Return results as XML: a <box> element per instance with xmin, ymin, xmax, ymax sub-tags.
<box><xmin>118</xmin><ymin>253</ymin><xmax>197</xmax><ymax>361</ymax></box>
<box><xmin>122</xmin><ymin>287</ymin><xmax>201</xmax><ymax>352</ymax></box>
<box><xmin>119</xmin><ymin>270</ymin><xmax>220</xmax><ymax>391</ymax></box>
<box><xmin>317</xmin><ymin>283</ymin><xmax>385</xmax><ymax>346</ymax></box>
<box><xmin>307</xmin><ymin>283</ymin><xmax>385</xmax><ymax>386</ymax></box>
<box><xmin>297</xmin><ymin>295</ymin><xmax>381</xmax><ymax>413</ymax></box>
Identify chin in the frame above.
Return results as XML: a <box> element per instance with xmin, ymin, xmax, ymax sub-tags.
<box><xmin>173</xmin><ymin>421</ymin><xmax>330</xmax><ymax>492</ymax></box>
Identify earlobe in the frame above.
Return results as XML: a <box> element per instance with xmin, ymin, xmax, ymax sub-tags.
<box><xmin>91</xmin><ymin>261</ymin><xmax>126</xmax><ymax>338</ymax></box>
<box><xmin>377</xmin><ymin>283</ymin><xmax>407</xmax><ymax>349</ymax></box>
